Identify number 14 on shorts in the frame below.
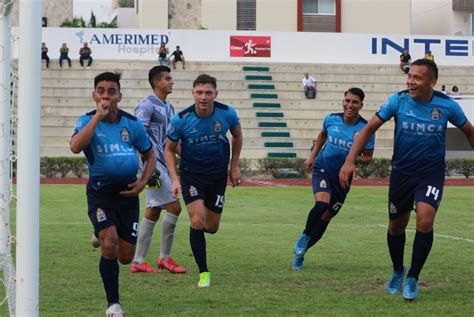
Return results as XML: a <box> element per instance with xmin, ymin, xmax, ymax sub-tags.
<box><xmin>425</xmin><ymin>185</ymin><xmax>439</xmax><ymax>201</ymax></box>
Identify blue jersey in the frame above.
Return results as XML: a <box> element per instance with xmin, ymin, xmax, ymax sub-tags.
<box><xmin>315</xmin><ymin>113</ymin><xmax>375</xmax><ymax>179</ymax></box>
<box><xmin>73</xmin><ymin>109</ymin><xmax>153</xmax><ymax>191</ymax></box>
<box><xmin>376</xmin><ymin>90</ymin><xmax>467</xmax><ymax>175</ymax></box>
<box><xmin>167</xmin><ymin>101</ymin><xmax>240</xmax><ymax>175</ymax></box>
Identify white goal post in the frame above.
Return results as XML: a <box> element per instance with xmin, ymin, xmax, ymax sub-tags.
<box><xmin>0</xmin><ymin>0</ymin><xmax>42</xmax><ymax>316</ymax></box>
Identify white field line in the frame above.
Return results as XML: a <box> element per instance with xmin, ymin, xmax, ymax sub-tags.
<box><xmin>375</xmin><ymin>224</ymin><xmax>474</xmax><ymax>243</ymax></box>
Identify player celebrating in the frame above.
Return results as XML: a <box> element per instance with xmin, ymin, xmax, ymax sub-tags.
<box><xmin>292</xmin><ymin>88</ymin><xmax>375</xmax><ymax>270</ymax></box>
<box><xmin>339</xmin><ymin>59</ymin><xmax>474</xmax><ymax>300</ymax></box>
<box><xmin>130</xmin><ymin>65</ymin><xmax>187</xmax><ymax>274</ymax></box>
<box><xmin>70</xmin><ymin>72</ymin><xmax>156</xmax><ymax>316</ymax></box>
<box><xmin>165</xmin><ymin>74</ymin><xmax>243</xmax><ymax>288</ymax></box>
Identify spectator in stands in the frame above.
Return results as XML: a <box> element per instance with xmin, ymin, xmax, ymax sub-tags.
<box><xmin>423</xmin><ymin>51</ymin><xmax>434</xmax><ymax>61</ymax></box>
<box><xmin>41</xmin><ymin>42</ymin><xmax>50</xmax><ymax>68</ymax></box>
<box><xmin>302</xmin><ymin>73</ymin><xmax>317</xmax><ymax>98</ymax></box>
<box><xmin>450</xmin><ymin>85</ymin><xmax>460</xmax><ymax>96</ymax></box>
<box><xmin>399</xmin><ymin>49</ymin><xmax>411</xmax><ymax>73</ymax></box>
<box><xmin>79</xmin><ymin>41</ymin><xmax>93</xmax><ymax>68</ymax></box>
<box><xmin>157</xmin><ymin>43</ymin><xmax>170</xmax><ymax>66</ymax></box>
<box><xmin>440</xmin><ymin>85</ymin><xmax>447</xmax><ymax>94</ymax></box>
<box><xmin>59</xmin><ymin>43</ymin><xmax>72</xmax><ymax>68</ymax></box>
<box><xmin>170</xmin><ymin>46</ymin><xmax>185</xmax><ymax>70</ymax></box>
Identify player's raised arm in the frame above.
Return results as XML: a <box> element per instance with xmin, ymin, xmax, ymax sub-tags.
<box><xmin>339</xmin><ymin>115</ymin><xmax>383</xmax><ymax>188</ymax></box>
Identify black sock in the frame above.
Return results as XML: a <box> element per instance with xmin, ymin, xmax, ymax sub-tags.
<box><xmin>99</xmin><ymin>256</ymin><xmax>119</xmax><ymax>305</ymax></box>
<box><xmin>387</xmin><ymin>231</ymin><xmax>406</xmax><ymax>273</ymax></box>
<box><xmin>303</xmin><ymin>202</ymin><xmax>329</xmax><ymax>235</ymax></box>
<box><xmin>307</xmin><ymin>219</ymin><xmax>330</xmax><ymax>250</ymax></box>
<box><xmin>407</xmin><ymin>230</ymin><xmax>433</xmax><ymax>280</ymax></box>
<box><xmin>190</xmin><ymin>227</ymin><xmax>208</xmax><ymax>273</ymax></box>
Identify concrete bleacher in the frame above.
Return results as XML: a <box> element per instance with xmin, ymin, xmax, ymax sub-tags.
<box><xmin>12</xmin><ymin>60</ymin><xmax>474</xmax><ymax>160</ymax></box>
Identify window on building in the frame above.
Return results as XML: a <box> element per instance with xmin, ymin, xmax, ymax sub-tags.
<box><xmin>237</xmin><ymin>0</ymin><xmax>256</xmax><ymax>30</ymax></box>
<box><xmin>303</xmin><ymin>0</ymin><xmax>335</xmax><ymax>15</ymax></box>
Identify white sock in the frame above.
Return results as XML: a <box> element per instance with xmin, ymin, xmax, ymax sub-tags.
<box><xmin>133</xmin><ymin>217</ymin><xmax>156</xmax><ymax>263</ymax></box>
<box><xmin>160</xmin><ymin>213</ymin><xmax>178</xmax><ymax>259</ymax></box>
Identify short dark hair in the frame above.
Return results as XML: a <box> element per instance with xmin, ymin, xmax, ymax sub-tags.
<box><xmin>344</xmin><ymin>87</ymin><xmax>365</xmax><ymax>102</ymax></box>
<box><xmin>148</xmin><ymin>65</ymin><xmax>171</xmax><ymax>89</ymax></box>
<box><xmin>193</xmin><ymin>74</ymin><xmax>217</xmax><ymax>89</ymax></box>
<box><xmin>94</xmin><ymin>72</ymin><xmax>121</xmax><ymax>90</ymax></box>
<box><xmin>411</xmin><ymin>59</ymin><xmax>438</xmax><ymax>79</ymax></box>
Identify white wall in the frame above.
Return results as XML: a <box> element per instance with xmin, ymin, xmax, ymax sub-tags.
<box><xmin>411</xmin><ymin>0</ymin><xmax>471</xmax><ymax>36</ymax></box>
<box><xmin>136</xmin><ymin>0</ymin><xmax>168</xmax><ymax>29</ymax></box>
<box><xmin>257</xmin><ymin>0</ymin><xmax>297</xmax><ymax>31</ymax></box>
<box><xmin>342</xmin><ymin>0</ymin><xmax>411</xmax><ymax>34</ymax></box>
<box><xmin>31</xmin><ymin>28</ymin><xmax>474</xmax><ymax>66</ymax></box>
<box><xmin>202</xmin><ymin>0</ymin><xmax>236</xmax><ymax>30</ymax></box>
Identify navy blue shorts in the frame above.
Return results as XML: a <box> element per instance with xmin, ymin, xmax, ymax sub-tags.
<box><xmin>388</xmin><ymin>169</ymin><xmax>445</xmax><ymax>219</ymax></box>
<box><xmin>86</xmin><ymin>183</ymin><xmax>139</xmax><ymax>244</ymax></box>
<box><xmin>180</xmin><ymin>172</ymin><xmax>228</xmax><ymax>214</ymax></box>
<box><xmin>311</xmin><ymin>169</ymin><xmax>350</xmax><ymax>214</ymax></box>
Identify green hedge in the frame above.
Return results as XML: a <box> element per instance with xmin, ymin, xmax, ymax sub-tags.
<box><xmin>256</xmin><ymin>157</ymin><xmax>474</xmax><ymax>179</ymax></box>
<box><xmin>9</xmin><ymin>157</ymin><xmax>474</xmax><ymax>179</ymax></box>
<box><xmin>256</xmin><ymin>158</ymin><xmax>308</xmax><ymax>178</ymax></box>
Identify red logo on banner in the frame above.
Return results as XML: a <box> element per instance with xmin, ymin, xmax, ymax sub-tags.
<box><xmin>230</xmin><ymin>36</ymin><xmax>271</xmax><ymax>57</ymax></box>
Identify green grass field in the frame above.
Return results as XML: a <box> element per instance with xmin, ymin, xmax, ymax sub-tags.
<box><xmin>1</xmin><ymin>185</ymin><xmax>473</xmax><ymax>316</ymax></box>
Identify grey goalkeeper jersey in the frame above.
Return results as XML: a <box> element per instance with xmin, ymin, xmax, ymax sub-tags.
<box><xmin>134</xmin><ymin>93</ymin><xmax>175</xmax><ymax>173</ymax></box>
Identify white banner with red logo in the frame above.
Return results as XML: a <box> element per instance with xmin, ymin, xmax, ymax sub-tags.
<box><xmin>11</xmin><ymin>28</ymin><xmax>474</xmax><ymax>66</ymax></box>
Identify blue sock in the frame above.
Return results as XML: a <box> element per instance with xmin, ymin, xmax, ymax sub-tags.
<box><xmin>303</xmin><ymin>201</ymin><xmax>330</xmax><ymax>236</ymax></box>
<box><xmin>99</xmin><ymin>256</ymin><xmax>119</xmax><ymax>305</ymax></box>
<box><xmin>190</xmin><ymin>227</ymin><xmax>208</xmax><ymax>273</ymax></box>
<box><xmin>408</xmin><ymin>230</ymin><xmax>433</xmax><ymax>280</ymax></box>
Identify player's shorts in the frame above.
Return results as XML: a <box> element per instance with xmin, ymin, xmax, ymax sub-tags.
<box><xmin>145</xmin><ymin>170</ymin><xmax>177</xmax><ymax>209</ymax></box>
<box><xmin>311</xmin><ymin>169</ymin><xmax>350</xmax><ymax>214</ymax></box>
<box><xmin>86</xmin><ymin>183</ymin><xmax>139</xmax><ymax>244</ymax></box>
<box><xmin>180</xmin><ymin>171</ymin><xmax>228</xmax><ymax>214</ymax></box>
<box><xmin>388</xmin><ymin>169</ymin><xmax>445</xmax><ymax>219</ymax></box>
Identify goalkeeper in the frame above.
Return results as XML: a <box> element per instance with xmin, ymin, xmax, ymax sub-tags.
<box><xmin>131</xmin><ymin>66</ymin><xmax>186</xmax><ymax>274</ymax></box>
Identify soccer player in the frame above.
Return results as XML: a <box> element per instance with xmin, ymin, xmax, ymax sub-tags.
<box><xmin>292</xmin><ymin>88</ymin><xmax>375</xmax><ymax>270</ymax></box>
<box><xmin>70</xmin><ymin>72</ymin><xmax>156</xmax><ymax>316</ymax></box>
<box><xmin>339</xmin><ymin>59</ymin><xmax>474</xmax><ymax>300</ymax></box>
<box><xmin>131</xmin><ymin>65</ymin><xmax>186</xmax><ymax>274</ymax></box>
<box><xmin>164</xmin><ymin>74</ymin><xmax>243</xmax><ymax>288</ymax></box>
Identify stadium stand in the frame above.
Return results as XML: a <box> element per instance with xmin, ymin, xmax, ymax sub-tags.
<box><xmin>12</xmin><ymin>61</ymin><xmax>474</xmax><ymax>160</ymax></box>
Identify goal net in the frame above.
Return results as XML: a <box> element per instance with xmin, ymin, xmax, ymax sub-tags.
<box><xmin>0</xmin><ymin>1</ymin><xmax>16</xmax><ymax>316</ymax></box>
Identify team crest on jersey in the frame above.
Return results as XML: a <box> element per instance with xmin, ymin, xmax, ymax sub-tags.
<box><xmin>96</xmin><ymin>208</ymin><xmax>107</xmax><ymax>222</ymax></box>
<box><xmin>121</xmin><ymin>128</ymin><xmax>130</xmax><ymax>142</ymax></box>
<box><xmin>213</xmin><ymin>120</ymin><xmax>222</xmax><ymax>132</ymax></box>
<box><xmin>353</xmin><ymin>131</ymin><xmax>360</xmax><ymax>139</ymax></box>
<box><xmin>431</xmin><ymin>107</ymin><xmax>440</xmax><ymax>121</ymax></box>
<box><xmin>389</xmin><ymin>202</ymin><xmax>397</xmax><ymax>214</ymax></box>
<box><xmin>319</xmin><ymin>179</ymin><xmax>327</xmax><ymax>188</ymax></box>
<box><xmin>189</xmin><ymin>185</ymin><xmax>198</xmax><ymax>197</ymax></box>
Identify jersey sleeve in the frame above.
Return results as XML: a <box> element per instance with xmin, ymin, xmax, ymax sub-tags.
<box><xmin>448</xmin><ymin>100</ymin><xmax>468</xmax><ymax>128</ymax></box>
<box><xmin>228</xmin><ymin>107</ymin><xmax>240</xmax><ymax>130</ymax></box>
<box><xmin>321</xmin><ymin>113</ymin><xmax>332</xmax><ymax>134</ymax></box>
<box><xmin>134</xmin><ymin>100</ymin><xmax>154</xmax><ymax>127</ymax></box>
<box><xmin>133</xmin><ymin>120</ymin><xmax>153</xmax><ymax>154</ymax></box>
<box><xmin>376</xmin><ymin>93</ymin><xmax>399</xmax><ymax>122</ymax></box>
<box><xmin>72</xmin><ymin>115</ymin><xmax>91</xmax><ymax>136</ymax></box>
<box><xmin>167</xmin><ymin>114</ymin><xmax>182</xmax><ymax>142</ymax></box>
